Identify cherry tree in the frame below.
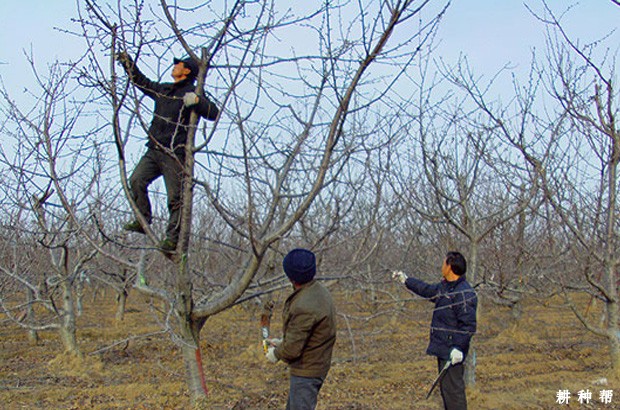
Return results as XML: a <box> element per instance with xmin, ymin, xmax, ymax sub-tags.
<box><xmin>71</xmin><ymin>0</ymin><xmax>450</xmax><ymax>404</ymax></box>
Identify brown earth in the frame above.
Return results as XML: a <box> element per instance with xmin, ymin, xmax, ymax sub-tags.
<box><xmin>1</xmin><ymin>287</ymin><xmax>618</xmax><ymax>409</ymax></box>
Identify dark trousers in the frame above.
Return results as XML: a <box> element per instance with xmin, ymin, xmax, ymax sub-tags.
<box><xmin>286</xmin><ymin>375</ymin><xmax>325</xmax><ymax>410</ymax></box>
<box><xmin>129</xmin><ymin>149</ymin><xmax>184</xmax><ymax>243</ymax></box>
<box><xmin>438</xmin><ymin>359</ymin><xmax>467</xmax><ymax>410</ymax></box>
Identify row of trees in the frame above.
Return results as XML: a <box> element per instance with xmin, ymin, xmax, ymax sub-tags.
<box><xmin>0</xmin><ymin>0</ymin><xmax>618</xmax><ymax>405</ymax></box>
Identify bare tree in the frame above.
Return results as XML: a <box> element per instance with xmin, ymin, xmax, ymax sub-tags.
<box><xmin>531</xmin><ymin>2</ymin><xmax>620</xmax><ymax>376</ymax></box>
<box><xmin>444</xmin><ymin>0</ymin><xmax>620</xmax><ymax>377</ymax></box>
<box><xmin>0</xmin><ymin>58</ymin><xmax>100</xmax><ymax>356</ymax></box>
<box><xmin>68</xmin><ymin>0</ymin><xmax>450</xmax><ymax>404</ymax></box>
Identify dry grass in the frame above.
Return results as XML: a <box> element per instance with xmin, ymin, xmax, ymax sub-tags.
<box><xmin>1</xmin><ymin>288</ymin><xmax>618</xmax><ymax>409</ymax></box>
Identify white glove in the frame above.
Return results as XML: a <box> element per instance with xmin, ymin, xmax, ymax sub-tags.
<box><xmin>183</xmin><ymin>92</ymin><xmax>199</xmax><ymax>107</ymax></box>
<box><xmin>392</xmin><ymin>270</ymin><xmax>407</xmax><ymax>284</ymax></box>
<box><xmin>266</xmin><ymin>346</ymin><xmax>278</xmax><ymax>363</ymax></box>
<box><xmin>266</xmin><ymin>338</ymin><xmax>282</xmax><ymax>347</ymax></box>
<box><xmin>449</xmin><ymin>348</ymin><xmax>463</xmax><ymax>365</ymax></box>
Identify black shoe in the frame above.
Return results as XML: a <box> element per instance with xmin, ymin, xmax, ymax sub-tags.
<box><xmin>159</xmin><ymin>239</ymin><xmax>177</xmax><ymax>253</ymax></box>
<box><xmin>123</xmin><ymin>220</ymin><xmax>146</xmax><ymax>234</ymax></box>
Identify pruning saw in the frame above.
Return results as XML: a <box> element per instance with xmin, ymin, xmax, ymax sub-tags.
<box><xmin>260</xmin><ymin>301</ymin><xmax>274</xmax><ymax>353</ymax></box>
<box><xmin>426</xmin><ymin>361</ymin><xmax>451</xmax><ymax>399</ymax></box>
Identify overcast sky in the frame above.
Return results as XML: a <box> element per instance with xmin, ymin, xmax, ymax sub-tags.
<box><xmin>0</xmin><ymin>1</ymin><xmax>618</xmax><ymax>98</ymax></box>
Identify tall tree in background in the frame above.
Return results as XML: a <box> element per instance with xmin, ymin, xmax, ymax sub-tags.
<box><xmin>0</xmin><ymin>58</ymin><xmax>102</xmax><ymax>356</ymax></box>
<box><xmin>447</xmin><ymin>1</ymin><xmax>620</xmax><ymax>378</ymax></box>
<box><xmin>534</xmin><ymin>2</ymin><xmax>620</xmax><ymax>376</ymax></box>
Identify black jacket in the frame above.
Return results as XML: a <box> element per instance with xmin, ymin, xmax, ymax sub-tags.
<box><xmin>120</xmin><ymin>57</ymin><xmax>219</xmax><ymax>153</ymax></box>
<box><xmin>405</xmin><ymin>275</ymin><xmax>477</xmax><ymax>360</ymax></box>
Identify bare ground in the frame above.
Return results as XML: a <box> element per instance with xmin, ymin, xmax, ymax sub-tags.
<box><xmin>1</xmin><ymin>287</ymin><xmax>618</xmax><ymax>409</ymax></box>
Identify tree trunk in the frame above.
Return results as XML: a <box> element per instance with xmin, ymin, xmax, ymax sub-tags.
<box><xmin>179</xmin><ymin>315</ymin><xmax>208</xmax><ymax>407</ymax></box>
<box><xmin>464</xmin><ymin>242</ymin><xmax>479</xmax><ymax>388</ymax></box>
<box><xmin>175</xmin><ymin>214</ymin><xmax>209</xmax><ymax>406</ymax></box>
<box><xmin>59</xmin><ymin>280</ymin><xmax>81</xmax><ymax>356</ymax></box>
<box><xmin>116</xmin><ymin>289</ymin><xmax>128</xmax><ymax>322</ymax></box>
<box><xmin>26</xmin><ymin>288</ymin><xmax>39</xmax><ymax>345</ymax></box>
<box><xmin>91</xmin><ymin>285</ymin><xmax>100</xmax><ymax>302</ymax></box>
<box><xmin>512</xmin><ymin>207</ymin><xmax>526</xmax><ymax>324</ymax></box>
<box><xmin>510</xmin><ymin>299</ymin><xmax>522</xmax><ymax>323</ymax></box>
<box><xmin>76</xmin><ymin>287</ymin><xmax>84</xmax><ymax>317</ymax></box>
<box><xmin>606</xmin><ymin>280</ymin><xmax>620</xmax><ymax>379</ymax></box>
<box><xmin>609</xmin><ymin>328</ymin><xmax>620</xmax><ymax>380</ymax></box>
<box><xmin>604</xmin><ymin>123</ymin><xmax>619</xmax><ymax>379</ymax></box>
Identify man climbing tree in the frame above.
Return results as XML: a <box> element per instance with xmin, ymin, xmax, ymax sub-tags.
<box><xmin>116</xmin><ymin>52</ymin><xmax>219</xmax><ymax>252</ymax></box>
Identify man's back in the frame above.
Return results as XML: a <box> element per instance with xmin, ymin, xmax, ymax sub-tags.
<box><xmin>279</xmin><ymin>280</ymin><xmax>337</xmax><ymax>378</ymax></box>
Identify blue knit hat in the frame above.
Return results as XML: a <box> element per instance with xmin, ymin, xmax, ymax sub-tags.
<box><xmin>283</xmin><ymin>248</ymin><xmax>316</xmax><ymax>284</ymax></box>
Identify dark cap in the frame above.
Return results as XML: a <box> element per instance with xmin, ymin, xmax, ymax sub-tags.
<box><xmin>173</xmin><ymin>57</ymin><xmax>199</xmax><ymax>77</ymax></box>
<box><xmin>283</xmin><ymin>248</ymin><xmax>316</xmax><ymax>284</ymax></box>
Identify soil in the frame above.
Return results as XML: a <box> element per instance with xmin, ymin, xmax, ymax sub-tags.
<box><xmin>1</xmin><ymin>288</ymin><xmax>618</xmax><ymax>409</ymax></box>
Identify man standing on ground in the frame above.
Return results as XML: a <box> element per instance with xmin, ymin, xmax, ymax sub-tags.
<box><xmin>265</xmin><ymin>248</ymin><xmax>337</xmax><ymax>410</ymax></box>
<box><xmin>392</xmin><ymin>251</ymin><xmax>477</xmax><ymax>410</ymax></box>
<box><xmin>117</xmin><ymin>52</ymin><xmax>219</xmax><ymax>252</ymax></box>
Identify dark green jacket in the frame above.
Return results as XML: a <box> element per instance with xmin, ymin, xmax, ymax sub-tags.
<box><xmin>275</xmin><ymin>280</ymin><xmax>337</xmax><ymax>378</ymax></box>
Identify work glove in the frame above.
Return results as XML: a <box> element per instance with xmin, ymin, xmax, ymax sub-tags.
<box><xmin>266</xmin><ymin>338</ymin><xmax>282</xmax><ymax>347</ymax></box>
<box><xmin>265</xmin><ymin>346</ymin><xmax>278</xmax><ymax>363</ymax></box>
<box><xmin>183</xmin><ymin>92</ymin><xmax>199</xmax><ymax>107</ymax></box>
<box><xmin>449</xmin><ymin>348</ymin><xmax>463</xmax><ymax>365</ymax></box>
<box><xmin>392</xmin><ymin>270</ymin><xmax>407</xmax><ymax>284</ymax></box>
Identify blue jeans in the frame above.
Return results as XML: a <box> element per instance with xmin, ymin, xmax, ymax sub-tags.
<box><xmin>286</xmin><ymin>375</ymin><xmax>325</xmax><ymax>410</ymax></box>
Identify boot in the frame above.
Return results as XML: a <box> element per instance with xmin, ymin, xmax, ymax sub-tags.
<box><xmin>123</xmin><ymin>220</ymin><xmax>146</xmax><ymax>234</ymax></box>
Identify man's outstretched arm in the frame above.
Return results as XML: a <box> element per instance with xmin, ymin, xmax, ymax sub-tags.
<box><xmin>116</xmin><ymin>52</ymin><xmax>161</xmax><ymax>99</ymax></box>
